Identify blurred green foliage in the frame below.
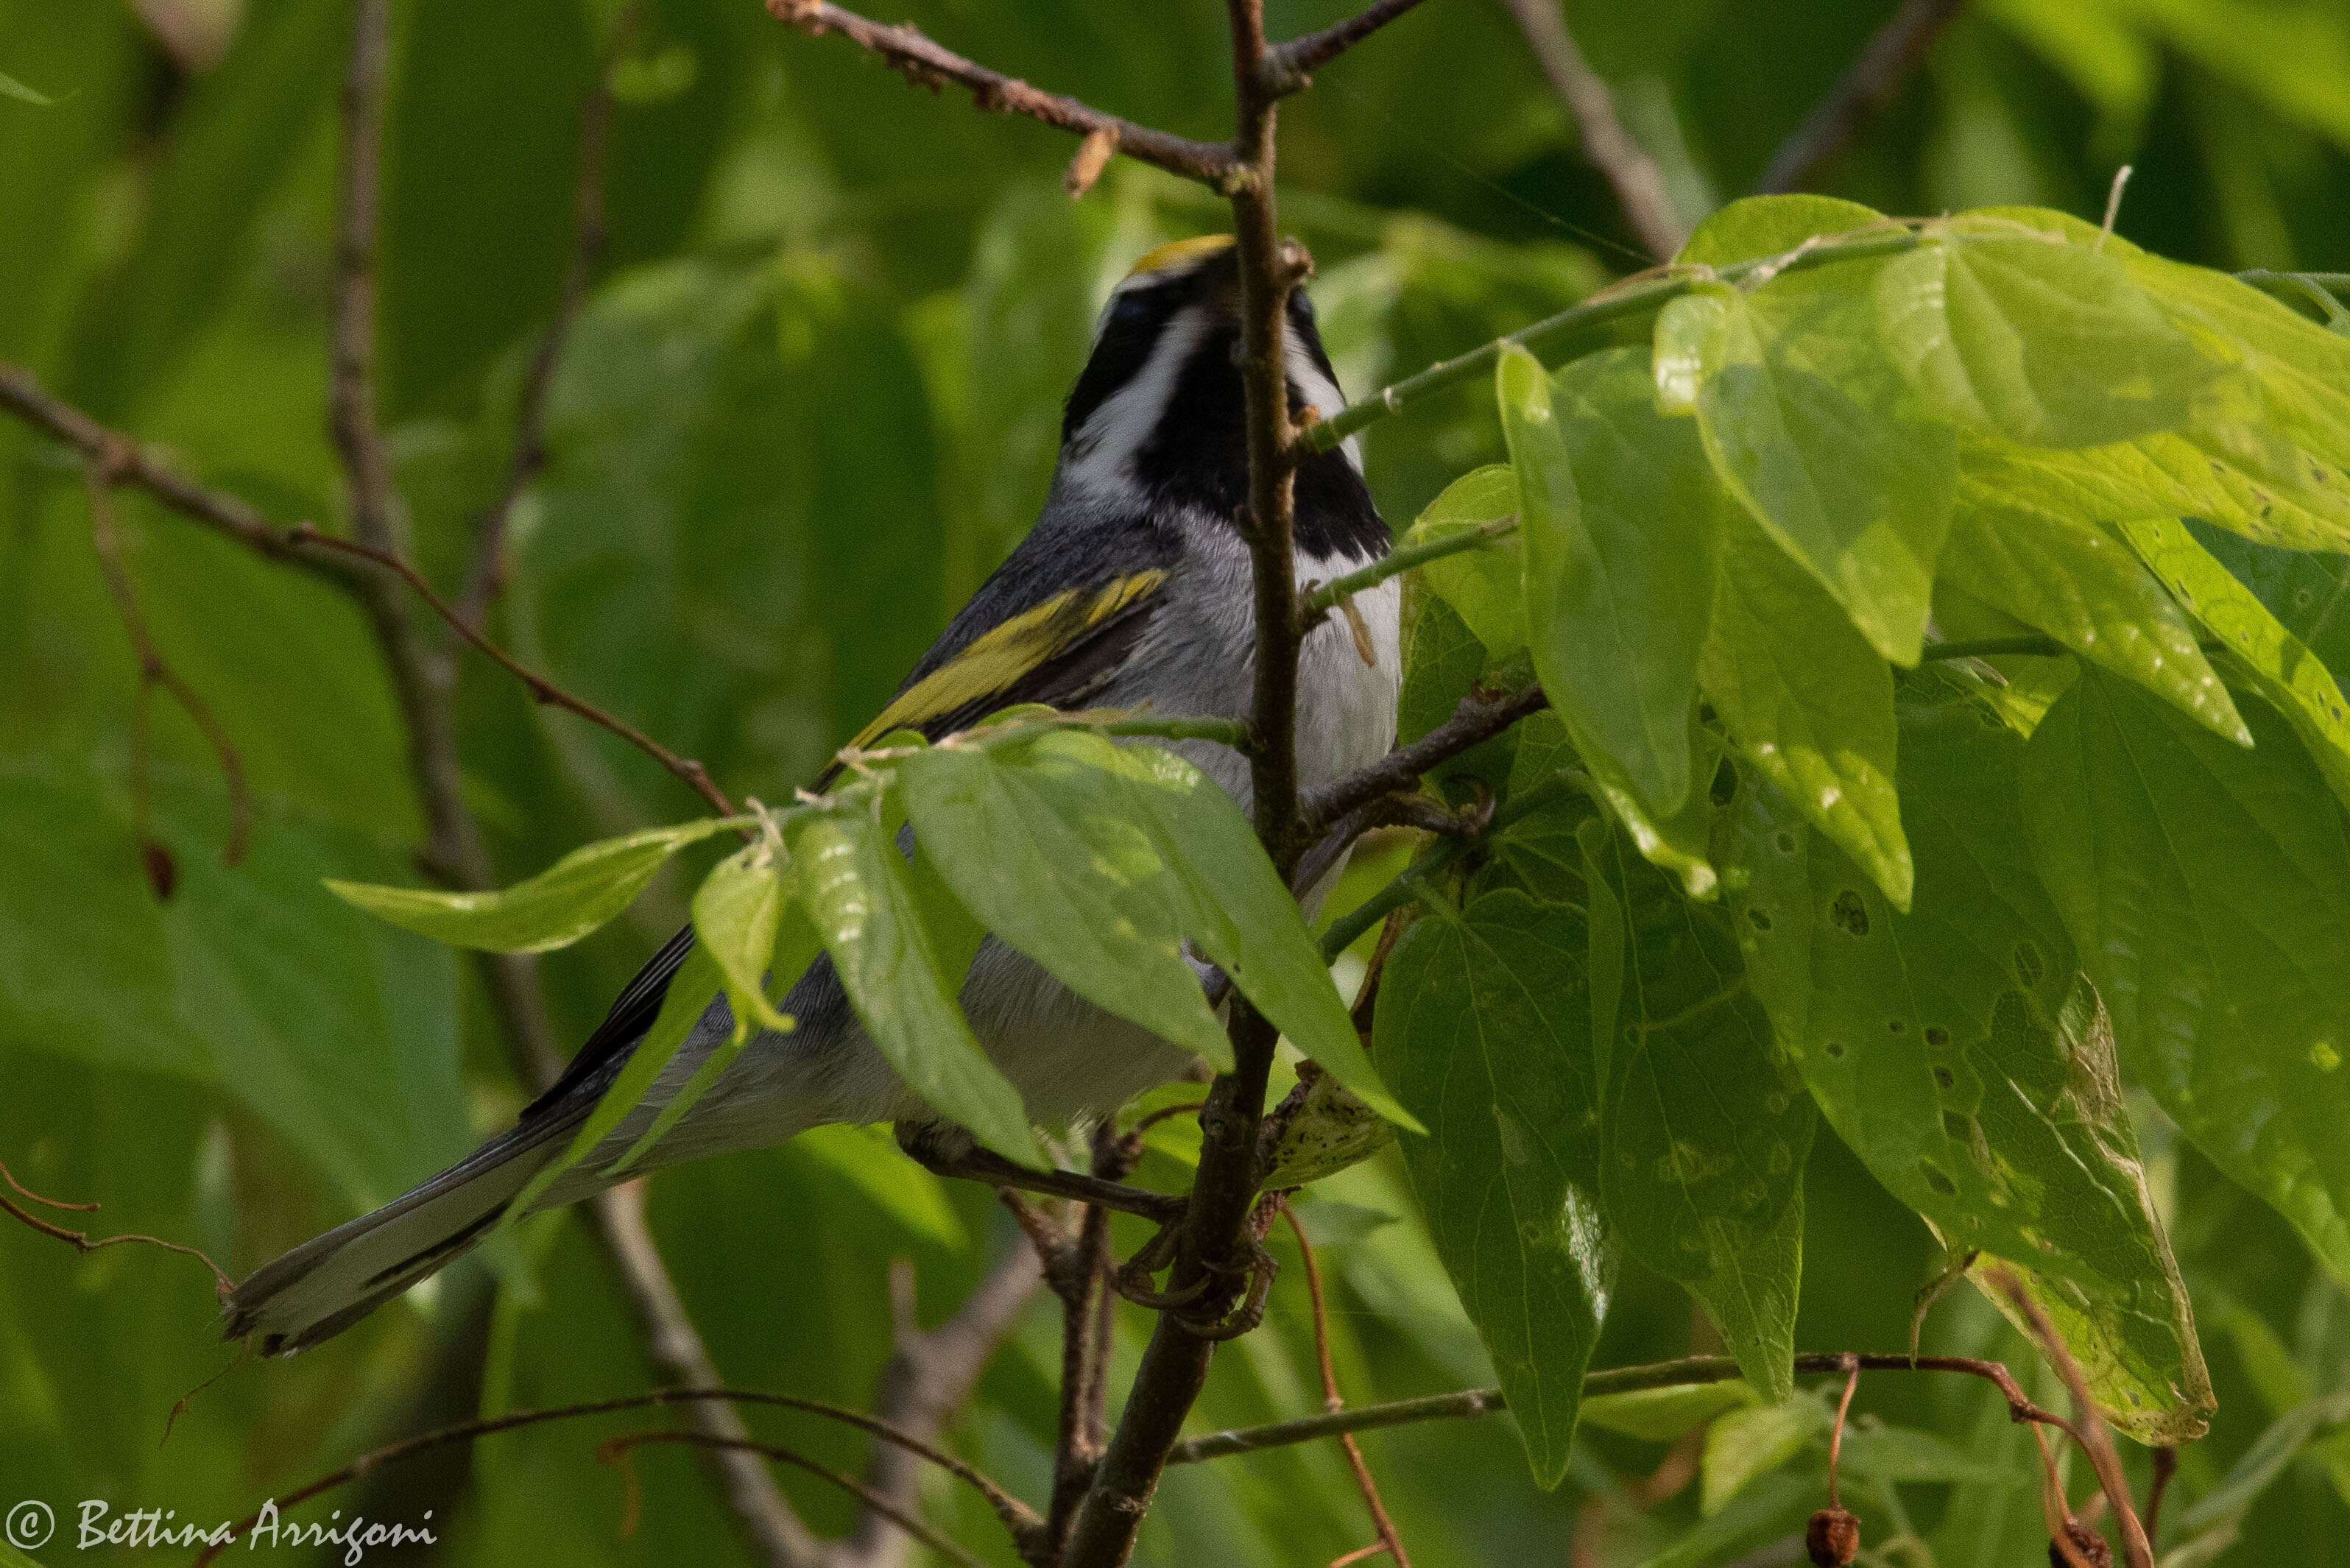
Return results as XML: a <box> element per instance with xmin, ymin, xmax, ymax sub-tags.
<box><xmin>8</xmin><ymin>1</ymin><xmax>2350</xmax><ymax>1564</ymax></box>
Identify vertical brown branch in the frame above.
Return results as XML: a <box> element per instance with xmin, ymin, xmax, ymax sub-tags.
<box><xmin>1497</xmin><ymin>0</ymin><xmax>1686</xmax><ymax>261</ymax></box>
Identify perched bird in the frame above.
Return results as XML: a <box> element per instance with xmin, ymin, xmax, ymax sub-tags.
<box><xmin>225</xmin><ymin>234</ymin><xmax>1400</xmax><ymax>1356</ymax></box>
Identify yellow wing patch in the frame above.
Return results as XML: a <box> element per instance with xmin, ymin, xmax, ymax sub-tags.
<box><xmin>1123</xmin><ymin>235</ymin><xmax>1234</xmax><ymax>280</ymax></box>
<box><xmin>847</xmin><ymin>572</ymin><xmax>1165</xmax><ymax>752</ymax></box>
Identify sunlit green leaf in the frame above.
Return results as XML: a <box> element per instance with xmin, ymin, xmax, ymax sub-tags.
<box><xmin>1578</xmin><ymin>1380</ymin><xmax>1758</xmax><ymax>1442</ymax></box>
<box><xmin>789</xmin><ymin>1123</ymin><xmax>972</xmax><ymax>1252</ymax></box>
<box><xmin>1674</xmin><ymin>194</ymin><xmax>1885</xmax><ymax>268</ymax></box>
<box><xmin>691</xmin><ymin>837</ymin><xmax>799</xmax><ymax>1034</ymax></box>
<box><xmin>1874</xmin><ymin>230</ymin><xmax>2223</xmax><ymax>448</ymax></box>
<box><xmin>325</xmin><ymin>818</ymin><xmax>739</xmax><ymax>953</ymax></box>
<box><xmin>1656</xmin><ymin>266</ymin><xmax>1957</xmax><ymax>663</ymax></box>
<box><xmin>1701</xmin><ymin>506</ymin><xmax>1909</xmax><ymax>908</ymax></box>
<box><xmin>1949</xmin><ymin>442</ymin><xmax>2244</xmax><ymax>743</ymax></box>
<box><xmin>1701</xmin><ymin>1397</ymin><xmax>1824</xmax><ymax>1515</ymax></box>
<box><xmin>2022</xmin><ymin>670</ymin><xmax>2350</xmax><ymax>1296</ymax></box>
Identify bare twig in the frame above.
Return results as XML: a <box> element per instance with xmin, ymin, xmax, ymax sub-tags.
<box><xmin>1169</xmin><ymin>1350</ymin><xmax>2084</xmax><ymax>1463</ymax></box>
<box><xmin>1754</xmin><ymin>0</ymin><xmax>1969</xmax><ymax>194</ymax></box>
<box><xmin>0</xmin><ymin>1156</ymin><xmax>233</xmax><ymax>1297</ymax></box>
<box><xmin>188</xmin><ymin>1377</ymin><xmax>1049</xmax><ymax>1568</ymax></box>
<box><xmin>766</xmin><ymin>0</ymin><xmax>1242</xmax><ymax>189</ymax></box>
<box><xmin>0</xmin><ymin>363</ymin><xmax>353</xmax><ymax>585</ymax></box>
<box><xmin>1826</xmin><ymin>1355</ymin><xmax>1860</xmax><ymax>1508</ymax></box>
<box><xmin>1987</xmin><ymin>1270</ymin><xmax>2153</xmax><ymax>1568</ymax></box>
<box><xmin>1263</xmin><ymin>0</ymin><xmax>1430</xmax><ymax>94</ymax></box>
<box><xmin>290</xmin><ymin>526</ymin><xmax>735</xmax><ymax>816</ymax></box>
<box><xmin>1283</xmin><ymin>1201</ymin><xmax>1411</xmax><ymax>1568</ymax></box>
<box><xmin>82</xmin><ymin>462</ymin><xmax>251</xmax><ymax>875</ymax></box>
<box><xmin>1299</xmin><ymin>682</ymin><xmax>1551</xmax><ymax>840</ymax></box>
<box><xmin>457</xmin><ymin>4</ymin><xmax>638</xmax><ymax>627</ymax></box>
<box><xmin>598</xmin><ymin>1433</ymin><xmax>996</xmax><ymax>1568</ymax></box>
<box><xmin>1497</xmin><ymin>0</ymin><xmax>1685</xmax><ymax>260</ymax></box>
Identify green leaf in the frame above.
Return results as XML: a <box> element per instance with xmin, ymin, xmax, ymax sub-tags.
<box><xmin>325</xmin><ymin>818</ymin><xmax>740</xmax><ymax>953</ymax></box>
<box><xmin>794</xmin><ymin>808</ymin><xmax>1042</xmax><ymax>1165</ymax></box>
<box><xmin>0</xmin><ymin>71</ymin><xmax>54</xmax><ymax>106</ymax></box>
<box><xmin>1675</xmin><ymin>194</ymin><xmax>1885</xmax><ymax>267</ymax></box>
<box><xmin>503</xmin><ymin>939</ymin><xmax>727</xmax><ymax>1230</ymax></box>
<box><xmin>1593</xmin><ymin>837</ymin><xmax>1813</xmax><ymax>1402</ymax></box>
<box><xmin>1701</xmin><ymin>505</ymin><xmax>1910</xmax><ymax>908</ymax></box>
<box><xmin>691</xmin><ymin>837</ymin><xmax>799</xmax><ymax>1034</ymax></box>
<box><xmin>1501</xmin><ymin>709</ymin><xmax>1721</xmax><ymax>901</ymax></box>
<box><xmin>1656</xmin><ymin>270</ymin><xmax>1957</xmax><ymax>664</ymax></box>
<box><xmin>897</xmin><ymin>734</ymin><xmax>1231</xmax><ymax>1069</ymax></box>
<box><xmin>1373</xmin><ymin>891</ymin><xmax>1613</xmax><ymax>1487</ymax></box>
<box><xmin>2021</xmin><ymin>671</ymin><xmax>2350</xmax><ymax>1296</ymax></box>
<box><xmin>1948</xmin><ymin>442</ymin><xmax>2245</xmax><ymax>744</ymax></box>
<box><xmin>1734</xmin><ymin>676</ymin><xmax>2213</xmax><ymax>1441</ymax></box>
<box><xmin>1578</xmin><ymin>1380</ymin><xmax>1759</xmax><ymax>1442</ymax></box>
<box><xmin>1501</xmin><ymin>344</ymin><xmax>1716</xmax><ymax>811</ymax></box>
<box><xmin>1701</xmin><ymin>1397</ymin><xmax>1824</xmax><ymax>1515</ymax></box>
<box><xmin>1109</xmin><ymin>737</ymin><xmax>1416</xmax><ymax>1129</ymax></box>
<box><xmin>2120</xmin><ymin>516</ymin><xmax>2350</xmax><ymax>802</ymax></box>
<box><xmin>1397</xmin><ymin>580</ymin><xmax>1494</xmax><ymax>754</ymax></box>
<box><xmin>1873</xmin><ymin>231</ymin><xmax>2223</xmax><ymax>448</ymax></box>
<box><xmin>1399</xmin><ymin>463</ymin><xmax>1525</xmax><ymax>657</ymax></box>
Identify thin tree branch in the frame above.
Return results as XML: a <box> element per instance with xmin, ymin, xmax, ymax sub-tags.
<box><xmin>290</xmin><ymin>526</ymin><xmax>735</xmax><ymax>816</ymax></box>
<box><xmin>0</xmin><ymin>1156</ymin><xmax>233</xmax><ymax>1297</ymax></box>
<box><xmin>1754</xmin><ymin>0</ymin><xmax>1969</xmax><ymax>195</ymax></box>
<box><xmin>0</xmin><ymin>367</ymin><xmax>736</xmax><ymax>822</ymax></box>
<box><xmin>599</xmin><ymin>1433</ymin><xmax>997</xmax><ymax>1568</ymax></box>
<box><xmin>1263</xmin><ymin>0</ymin><xmax>1432</xmax><ymax>95</ymax></box>
<box><xmin>1282</xmin><ymin>1202</ymin><xmax>1411</xmax><ymax>1568</ymax></box>
<box><xmin>1168</xmin><ymin>1350</ymin><xmax>2082</xmax><ymax>1464</ymax></box>
<box><xmin>0</xmin><ymin>363</ymin><xmax>355</xmax><ymax>586</ymax></box>
<box><xmin>457</xmin><ymin>4</ymin><xmax>638</xmax><ymax>628</ymax></box>
<box><xmin>82</xmin><ymin>460</ymin><xmax>252</xmax><ymax>875</ymax></box>
<box><xmin>1300</xmin><ymin>682</ymin><xmax>1551</xmax><ymax>840</ymax></box>
<box><xmin>765</xmin><ymin>0</ymin><xmax>1243</xmax><ymax>190</ymax></box>
<box><xmin>1497</xmin><ymin>0</ymin><xmax>1685</xmax><ymax>260</ymax></box>
<box><xmin>1986</xmin><ymin>1269</ymin><xmax>2153</xmax><ymax>1568</ymax></box>
<box><xmin>189</xmin><ymin>1381</ymin><xmax>1028</xmax><ymax>1568</ymax></box>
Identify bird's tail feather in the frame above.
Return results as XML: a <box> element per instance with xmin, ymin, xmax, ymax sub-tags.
<box><xmin>222</xmin><ymin>1112</ymin><xmax>580</xmax><ymax>1357</ymax></box>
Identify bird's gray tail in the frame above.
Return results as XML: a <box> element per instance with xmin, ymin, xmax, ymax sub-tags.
<box><xmin>222</xmin><ymin>1113</ymin><xmax>579</xmax><ymax>1357</ymax></box>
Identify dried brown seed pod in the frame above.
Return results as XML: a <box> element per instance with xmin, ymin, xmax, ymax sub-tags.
<box><xmin>2047</xmin><ymin>1519</ymin><xmax>2114</xmax><ymax>1568</ymax></box>
<box><xmin>1807</xmin><ymin>1505</ymin><xmax>1860</xmax><ymax>1567</ymax></box>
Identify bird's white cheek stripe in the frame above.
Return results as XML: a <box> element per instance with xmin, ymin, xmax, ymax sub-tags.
<box><xmin>1062</xmin><ymin>304</ymin><xmax>1210</xmax><ymax>499</ymax></box>
<box><xmin>1284</xmin><ymin>336</ymin><xmax>1361</xmax><ymax>473</ymax></box>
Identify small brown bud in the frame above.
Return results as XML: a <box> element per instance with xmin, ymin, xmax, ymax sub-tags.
<box><xmin>2047</xmin><ymin>1519</ymin><xmax>2114</xmax><ymax>1568</ymax></box>
<box><xmin>1807</xmin><ymin>1506</ymin><xmax>1860</xmax><ymax>1567</ymax></box>
<box><xmin>141</xmin><ymin>839</ymin><xmax>178</xmax><ymax>901</ymax></box>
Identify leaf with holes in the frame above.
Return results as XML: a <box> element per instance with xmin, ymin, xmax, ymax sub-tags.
<box><xmin>2022</xmin><ymin>669</ymin><xmax>2350</xmax><ymax>1298</ymax></box>
<box><xmin>1733</xmin><ymin>672</ymin><xmax>2211</xmax><ymax>1441</ymax></box>
<box><xmin>1590</xmin><ymin>834</ymin><xmax>1813</xmax><ymax>1401</ymax></box>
